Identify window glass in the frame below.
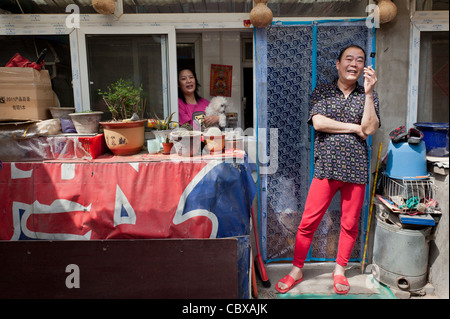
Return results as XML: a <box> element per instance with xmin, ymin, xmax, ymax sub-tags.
<box><xmin>416</xmin><ymin>0</ymin><xmax>449</xmax><ymax>11</ymax></box>
<box><xmin>86</xmin><ymin>35</ymin><xmax>165</xmax><ymax>120</ymax></box>
<box><xmin>417</xmin><ymin>31</ymin><xmax>449</xmax><ymax>123</ymax></box>
<box><xmin>177</xmin><ymin>43</ymin><xmax>196</xmax><ymax>71</ymax></box>
<box><xmin>0</xmin><ymin>35</ymin><xmax>73</xmax><ymax>108</ymax></box>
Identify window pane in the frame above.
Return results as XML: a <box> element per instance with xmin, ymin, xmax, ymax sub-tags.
<box><xmin>86</xmin><ymin>35</ymin><xmax>165</xmax><ymax>120</ymax></box>
<box><xmin>0</xmin><ymin>35</ymin><xmax>74</xmax><ymax>108</ymax></box>
<box><xmin>177</xmin><ymin>43</ymin><xmax>196</xmax><ymax>70</ymax></box>
<box><xmin>417</xmin><ymin>31</ymin><xmax>449</xmax><ymax>123</ymax></box>
<box><xmin>416</xmin><ymin>0</ymin><xmax>449</xmax><ymax>11</ymax></box>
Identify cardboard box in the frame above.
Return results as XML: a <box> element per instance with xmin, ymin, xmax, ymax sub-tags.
<box><xmin>0</xmin><ymin>67</ymin><xmax>56</xmax><ymax>121</ymax></box>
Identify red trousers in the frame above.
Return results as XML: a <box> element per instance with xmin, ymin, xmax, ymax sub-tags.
<box><xmin>293</xmin><ymin>178</ymin><xmax>366</xmax><ymax>268</ymax></box>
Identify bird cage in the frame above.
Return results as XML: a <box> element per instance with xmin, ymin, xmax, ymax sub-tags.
<box><xmin>382</xmin><ymin>173</ymin><xmax>436</xmax><ymax>212</ymax></box>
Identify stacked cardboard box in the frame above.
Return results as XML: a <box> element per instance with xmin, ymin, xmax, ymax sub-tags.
<box><xmin>0</xmin><ymin>67</ymin><xmax>56</xmax><ymax>121</ymax></box>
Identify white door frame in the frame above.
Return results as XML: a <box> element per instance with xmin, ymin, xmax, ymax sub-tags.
<box><xmin>407</xmin><ymin>10</ymin><xmax>449</xmax><ymax>128</ymax></box>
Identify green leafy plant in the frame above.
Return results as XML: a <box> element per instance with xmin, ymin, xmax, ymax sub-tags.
<box><xmin>164</xmin><ymin>134</ymin><xmax>171</xmax><ymax>144</ymax></box>
<box><xmin>98</xmin><ymin>79</ymin><xmax>143</xmax><ymax>121</ymax></box>
<box><xmin>154</xmin><ymin>111</ymin><xmax>177</xmax><ymax>131</ymax></box>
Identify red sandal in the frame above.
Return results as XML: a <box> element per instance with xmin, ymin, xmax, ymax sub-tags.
<box><xmin>275</xmin><ymin>275</ymin><xmax>303</xmax><ymax>294</ymax></box>
<box><xmin>332</xmin><ymin>273</ymin><xmax>350</xmax><ymax>295</ymax></box>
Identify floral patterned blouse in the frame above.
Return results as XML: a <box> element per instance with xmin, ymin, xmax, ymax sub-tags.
<box><xmin>308</xmin><ymin>80</ymin><xmax>380</xmax><ymax>185</ymax></box>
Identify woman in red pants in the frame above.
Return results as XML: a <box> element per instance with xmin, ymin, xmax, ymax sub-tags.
<box><xmin>276</xmin><ymin>45</ymin><xmax>381</xmax><ymax>295</ymax></box>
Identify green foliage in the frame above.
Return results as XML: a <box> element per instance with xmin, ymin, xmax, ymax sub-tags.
<box><xmin>154</xmin><ymin>112</ymin><xmax>176</xmax><ymax>131</ymax></box>
<box><xmin>153</xmin><ymin>112</ymin><xmax>177</xmax><ymax>143</ymax></box>
<box><xmin>98</xmin><ymin>79</ymin><xmax>143</xmax><ymax>121</ymax></box>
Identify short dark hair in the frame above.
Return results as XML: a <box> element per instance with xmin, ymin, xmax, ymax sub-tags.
<box><xmin>177</xmin><ymin>67</ymin><xmax>202</xmax><ymax>104</ymax></box>
<box><xmin>337</xmin><ymin>45</ymin><xmax>366</xmax><ymax>62</ymax></box>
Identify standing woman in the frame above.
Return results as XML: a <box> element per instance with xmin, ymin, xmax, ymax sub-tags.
<box><xmin>177</xmin><ymin>67</ymin><xmax>219</xmax><ymax>128</ymax></box>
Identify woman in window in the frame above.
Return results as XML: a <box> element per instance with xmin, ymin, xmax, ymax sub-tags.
<box><xmin>178</xmin><ymin>67</ymin><xmax>218</xmax><ymax>130</ymax></box>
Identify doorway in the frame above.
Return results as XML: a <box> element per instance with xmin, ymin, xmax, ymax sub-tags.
<box><xmin>176</xmin><ymin>31</ymin><xmax>253</xmax><ymax>130</ymax></box>
<box><xmin>243</xmin><ymin>67</ymin><xmax>253</xmax><ymax>130</ymax></box>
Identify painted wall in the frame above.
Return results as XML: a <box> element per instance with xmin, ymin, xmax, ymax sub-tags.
<box><xmin>373</xmin><ymin>0</ymin><xmax>411</xmax><ymax>161</ymax></box>
<box><xmin>429</xmin><ymin>169</ymin><xmax>449</xmax><ymax>298</ymax></box>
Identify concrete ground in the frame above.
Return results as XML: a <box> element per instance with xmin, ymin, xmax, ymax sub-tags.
<box><xmin>253</xmin><ymin>262</ymin><xmax>439</xmax><ymax>299</ymax></box>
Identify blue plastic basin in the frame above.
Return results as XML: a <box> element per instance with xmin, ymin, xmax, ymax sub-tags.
<box><xmin>414</xmin><ymin>122</ymin><xmax>449</xmax><ymax>157</ymax></box>
<box><xmin>385</xmin><ymin>140</ymin><xmax>428</xmax><ymax>179</ymax></box>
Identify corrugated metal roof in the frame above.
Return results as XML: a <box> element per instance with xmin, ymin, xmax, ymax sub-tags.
<box><xmin>1</xmin><ymin>0</ymin><xmax>448</xmax><ymax>15</ymax></box>
<box><xmin>1</xmin><ymin>0</ymin><xmax>366</xmax><ymax>15</ymax></box>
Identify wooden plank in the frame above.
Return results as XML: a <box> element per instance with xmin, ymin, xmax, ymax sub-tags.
<box><xmin>0</xmin><ymin>238</ymin><xmax>238</xmax><ymax>299</ymax></box>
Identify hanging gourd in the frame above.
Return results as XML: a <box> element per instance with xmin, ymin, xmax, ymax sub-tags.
<box><xmin>377</xmin><ymin>0</ymin><xmax>397</xmax><ymax>24</ymax></box>
<box><xmin>250</xmin><ymin>0</ymin><xmax>273</xmax><ymax>28</ymax></box>
<box><xmin>92</xmin><ymin>0</ymin><xmax>116</xmax><ymax>15</ymax></box>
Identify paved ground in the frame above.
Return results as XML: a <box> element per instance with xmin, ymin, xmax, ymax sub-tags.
<box><xmin>253</xmin><ymin>262</ymin><xmax>439</xmax><ymax>299</ymax></box>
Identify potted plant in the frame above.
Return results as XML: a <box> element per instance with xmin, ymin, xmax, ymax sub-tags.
<box><xmin>49</xmin><ymin>107</ymin><xmax>75</xmax><ymax>119</ymax></box>
<box><xmin>69</xmin><ymin>110</ymin><xmax>104</xmax><ymax>134</ymax></box>
<box><xmin>162</xmin><ymin>134</ymin><xmax>174</xmax><ymax>155</ymax></box>
<box><xmin>98</xmin><ymin>78</ymin><xmax>147</xmax><ymax>156</ymax></box>
<box><xmin>150</xmin><ymin>111</ymin><xmax>177</xmax><ymax>150</ymax></box>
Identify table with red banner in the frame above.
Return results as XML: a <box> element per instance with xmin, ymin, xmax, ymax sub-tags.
<box><xmin>0</xmin><ymin>150</ymin><xmax>256</xmax><ymax>299</ymax></box>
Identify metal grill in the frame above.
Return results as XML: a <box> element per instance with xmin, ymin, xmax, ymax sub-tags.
<box><xmin>382</xmin><ymin>173</ymin><xmax>436</xmax><ymax>212</ymax></box>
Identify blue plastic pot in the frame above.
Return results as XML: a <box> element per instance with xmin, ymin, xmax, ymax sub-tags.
<box><xmin>385</xmin><ymin>140</ymin><xmax>428</xmax><ymax>180</ymax></box>
<box><xmin>414</xmin><ymin>122</ymin><xmax>449</xmax><ymax>157</ymax></box>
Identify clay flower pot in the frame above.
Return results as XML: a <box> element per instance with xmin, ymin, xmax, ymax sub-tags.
<box><xmin>162</xmin><ymin>142</ymin><xmax>174</xmax><ymax>155</ymax></box>
<box><xmin>69</xmin><ymin>111</ymin><xmax>103</xmax><ymax>134</ymax></box>
<box><xmin>49</xmin><ymin>107</ymin><xmax>76</xmax><ymax>133</ymax></box>
<box><xmin>49</xmin><ymin>107</ymin><xmax>75</xmax><ymax>119</ymax></box>
<box><xmin>153</xmin><ymin>129</ymin><xmax>173</xmax><ymax>148</ymax></box>
<box><xmin>100</xmin><ymin>119</ymin><xmax>146</xmax><ymax>156</ymax></box>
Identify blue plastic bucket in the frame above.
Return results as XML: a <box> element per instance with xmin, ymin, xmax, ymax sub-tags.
<box><xmin>413</xmin><ymin>122</ymin><xmax>449</xmax><ymax>157</ymax></box>
<box><xmin>385</xmin><ymin>140</ymin><xmax>428</xmax><ymax>179</ymax></box>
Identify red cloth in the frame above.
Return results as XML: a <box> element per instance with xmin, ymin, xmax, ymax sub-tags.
<box><xmin>5</xmin><ymin>53</ymin><xmax>44</xmax><ymax>71</ymax></box>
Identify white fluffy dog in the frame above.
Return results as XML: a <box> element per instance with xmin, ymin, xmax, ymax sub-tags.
<box><xmin>205</xmin><ymin>96</ymin><xmax>229</xmax><ymax>128</ymax></box>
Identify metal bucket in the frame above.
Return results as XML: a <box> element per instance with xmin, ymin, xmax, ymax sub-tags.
<box><xmin>372</xmin><ymin>214</ymin><xmax>431</xmax><ymax>291</ymax></box>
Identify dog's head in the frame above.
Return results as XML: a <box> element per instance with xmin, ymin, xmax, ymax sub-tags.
<box><xmin>210</xmin><ymin>96</ymin><xmax>228</xmax><ymax>114</ymax></box>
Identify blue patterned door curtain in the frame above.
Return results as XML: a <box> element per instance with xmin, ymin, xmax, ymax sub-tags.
<box><xmin>254</xmin><ymin>19</ymin><xmax>376</xmax><ymax>263</ymax></box>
